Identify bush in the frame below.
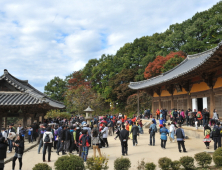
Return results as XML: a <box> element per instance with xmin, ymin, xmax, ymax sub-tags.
<box><xmin>213</xmin><ymin>147</ymin><xmax>222</xmax><ymax>166</ymax></box>
<box><xmin>170</xmin><ymin>160</ymin><xmax>181</xmax><ymax>170</ymax></box>
<box><xmin>158</xmin><ymin>157</ymin><xmax>171</xmax><ymax>170</ymax></box>
<box><xmin>145</xmin><ymin>162</ymin><xmax>156</xmax><ymax>170</ymax></box>
<box><xmin>54</xmin><ymin>154</ymin><xmax>84</xmax><ymax>170</ymax></box>
<box><xmin>137</xmin><ymin>159</ymin><xmax>146</xmax><ymax>170</ymax></box>
<box><xmin>86</xmin><ymin>156</ymin><xmax>109</xmax><ymax>170</ymax></box>
<box><xmin>194</xmin><ymin>152</ymin><xmax>212</xmax><ymax>168</ymax></box>
<box><xmin>179</xmin><ymin>156</ymin><xmax>195</xmax><ymax>170</ymax></box>
<box><xmin>114</xmin><ymin>157</ymin><xmax>131</xmax><ymax>170</ymax></box>
<box><xmin>32</xmin><ymin>163</ymin><xmax>51</xmax><ymax>170</ymax></box>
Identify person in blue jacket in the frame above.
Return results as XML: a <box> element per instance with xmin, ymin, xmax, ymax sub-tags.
<box><xmin>160</xmin><ymin>124</ymin><xmax>169</xmax><ymax>149</ymax></box>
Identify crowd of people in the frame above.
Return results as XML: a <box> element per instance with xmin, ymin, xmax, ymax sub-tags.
<box><xmin>0</xmin><ymin>109</ymin><xmax>221</xmax><ymax>170</ymax></box>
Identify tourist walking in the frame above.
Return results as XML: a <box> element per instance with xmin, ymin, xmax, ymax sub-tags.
<box><xmin>92</xmin><ymin>128</ymin><xmax>102</xmax><ymax>157</ymax></box>
<box><xmin>28</xmin><ymin>126</ymin><xmax>33</xmax><ymax>143</ymax></box>
<box><xmin>203</xmin><ymin>124</ymin><xmax>211</xmax><ymax>149</ymax></box>
<box><xmin>38</xmin><ymin>124</ymin><xmax>46</xmax><ymax>154</ymax></box>
<box><xmin>0</xmin><ymin>137</ymin><xmax>8</xmax><ymax>170</ymax></box>
<box><xmin>120</xmin><ymin>125</ymin><xmax>129</xmax><ymax>156</ymax></box>
<box><xmin>79</xmin><ymin>130</ymin><xmax>90</xmax><ymax>162</ymax></box>
<box><xmin>108</xmin><ymin>119</ymin><xmax>113</xmax><ymax>136</ymax></box>
<box><xmin>175</xmin><ymin>124</ymin><xmax>187</xmax><ymax>152</ymax></box>
<box><xmin>114</xmin><ymin>123</ymin><xmax>121</xmax><ymax>140</ymax></box>
<box><xmin>57</xmin><ymin>126</ymin><xmax>66</xmax><ymax>155</ymax></box>
<box><xmin>101</xmin><ymin>123</ymin><xmax>109</xmax><ymax>148</ymax></box>
<box><xmin>131</xmin><ymin>122</ymin><xmax>139</xmax><ymax>146</ymax></box>
<box><xmin>160</xmin><ymin>124</ymin><xmax>169</xmax><ymax>149</ymax></box>
<box><xmin>212</xmin><ymin>109</ymin><xmax>219</xmax><ymax>125</ymax></box>
<box><xmin>156</xmin><ymin>109</ymin><xmax>160</xmax><ymax>120</ymax></box>
<box><xmin>7</xmin><ymin>124</ymin><xmax>16</xmax><ymax>153</ymax></box>
<box><xmin>12</xmin><ymin>135</ymin><xmax>24</xmax><ymax>170</ymax></box>
<box><xmin>212</xmin><ymin>122</ymin><xmax>221</xmax><ymax>150</ymax></box>
<box><xmin>169</xmin><ymin>122</ymin><xmax>176</xmax><ymax>142</ymax></box>
<box><xmin>149</xmin><ymin>120</ymin><xmax>157</xmax><ymax>146</ymax></box>
<box><xmin>43</xmin><ymin>127</ymin><xmax>53</xmax><ymax>162</ymax></box>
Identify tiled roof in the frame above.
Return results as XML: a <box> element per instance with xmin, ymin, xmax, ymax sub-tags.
<box><xmin>0</xmin><ymin>70</ymin><xmax>65</xmax><ymax>108</ymax></box>
<box><xmin>129</xmin><ymin>41</ymin><xmax>222</xmax><ymax>90</ymax></box>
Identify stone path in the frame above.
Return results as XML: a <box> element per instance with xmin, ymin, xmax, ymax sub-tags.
<box><xmin>4</xmin><ymin>128</ymin><xmax>215</xmax><ymax>170</ymax></box>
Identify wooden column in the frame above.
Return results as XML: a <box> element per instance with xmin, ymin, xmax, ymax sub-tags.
<box><xmin>137</xmin><ymin>90</ymin><xmax>140</xmax><ymax>116</ymax></box>
<box><xmin>187</xmin><ymin>92</ymin><xmax>192</xmax><ymax>110</ymax></box>
<box><xmin>0</xmin><ymin>115</ymin><xmax>2</xmax><ymax>131</ymax></box>
<box><xmin>4</xmin><ymin>117</ymin><xmax>7</xmax><ymax>129</ymax></box>
<box><xmin>31</xmin><ymin>116</ymin><xmax>34</xmax><ymax>125</ymax></box>
<box><xmin>152</xmin><ymin>100</ymin><xmax>154</xmax><ymax>115</ymax></box>
<box><xmin>171</xmin><ymin>95</ymin><xmax>174</xmax><ymax>109</ymax></box>
<box><xmin>23</xmin><ymin>114</ymin><xmax>27</xmax><ymax>128</ymax></box>
<box><xmin>209</xmin><ymin>88</ymin><xmax>215</xmax><ymax>118</ymax></box>
<box><xmin>158</xmin><ymin>97</ymin><xmax>162</xmax><ymax>110</ymax></box>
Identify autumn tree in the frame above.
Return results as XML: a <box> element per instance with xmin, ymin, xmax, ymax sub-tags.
<box><xmin>144</xmin><ymin>51</ymin><xmax>186</xmax><ymax>79</ymax></box>
<box><xmin>68</xmin><ymin>71</ymin><xmax>90</xmax><ymax>89</ymax></box>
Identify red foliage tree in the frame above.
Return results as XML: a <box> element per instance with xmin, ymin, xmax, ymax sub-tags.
<box><xmin>68</xmin><ymin>71</ymin><xmax>90</xmax><ymax>89</ymax></box>
<box><xmin>144</xmin><ymin>51</ymin><xmax>186</xmax><ymax>79</ymax></box>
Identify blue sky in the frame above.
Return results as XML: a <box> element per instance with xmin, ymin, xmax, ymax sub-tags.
<box><xmin>0</xmin><ymin>0</ymin><xmax>219</xmax><ymax>92</ymax></box>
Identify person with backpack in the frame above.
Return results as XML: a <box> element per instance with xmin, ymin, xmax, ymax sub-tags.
<box><xmin>79</xmin><ymin>130</ymin><xmax>90</xmax><ymax>161</ymax></box>
<box><xmin>175</xmin><ymin>124</ymin><xmax>187</xmax><ymax>153</ymax></box>
<box><xmin>212</xmin><ymin>122</ymin><xmax>221</xmax><ymax>150</ymax></box>
<box><xmin>92</xmin><ymin>127</ymin><xmax>102</xmax><ymax>157</ymax></box>
<box><xmin>203</xmin><ymin>124</ymin><xmax>211</xmax><ymax>149</ymax></box>
<box><xmin>28</xmin><ymin>126</ymin><xmax>33</xmax><ymax>143</ymax></box>
<box><xmin>12</xmin><ymin>135</ymin><xmax>24</xmax><ymax>170</ymax></box>
<box><xmin>196</xmin><ymin>111</ymin><xmax>203</xmax><ymax>127</ymax></box>
<box><xmin>42</xmin><ymin>127</ymin><xmax>53</xmax><ymax>162</ymax></box>
<box><xmin>107</xmin><ymin>119</ymin><xmax>113</xmax><ymax>136</ymax></box>
<box><xmin>149</xmin><ymin>120</ymin><xmax>157</xmax><ymax>146</ymax></box>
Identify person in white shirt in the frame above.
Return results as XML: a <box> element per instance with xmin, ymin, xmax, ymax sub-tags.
<box><xmin>16</xmin><ymin>124</ymin><xmax>22</xmax><ymax>135</ymax></box>
<box><xmin>1</xmin><ymin>128</ymin><xmax>7</xmax><ymax>140</ymax></box>
<box><xmin>42</xmin><ymin>127</ymin><xmax>53</xmax><ymax>162</ymax></box>
<box><xmin>169</xmin><ymin>122</ymin><xmax>176</xmax><ymax>142</ymax></box>
<box><xmin>101</xmin><ymin>123</ymin><xmax>109</xmax><ymax>148</ymax></box>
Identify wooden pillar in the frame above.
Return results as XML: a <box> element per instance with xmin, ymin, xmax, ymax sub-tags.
<box><xmin>137</xmin><ymin>90</ymin><xmax>140</xmax><ymax>116</ymax></box>
<box><xmin>171</xmin><ymin>95</ymin><xmax>174</xmax><ymax>109</ymax></box>
<box><xmin>4</xmin><ymin>117</ymin><xmax>7</xmax><ymax>129</ymax></box>
<box><xmin>23</xmin><ymin>114</ymin><xmax>27</xmax><ymax>128</ymax></box>
<box><xmin>158</xmin><ymin>97</ymin><xmax>161</xmax><ymax>110</ymax></box>
<box><xmin>0</xmin><ymin>115</ymin><xmax>2</xmax><ymax>131</ymax></box>
<box><xmin>152</xmin><ymin>99</ymin><xmax>154</xmax><ymax>115</ymax></box>
<box><xmin>209</xmin><ymin>88</ymin><xmax>215</xmax><ymax>118</ymax></box>
<box><xmin>187</xmin><ymin>92</ymin><xmax>192</xmax><ymax>110</ymax></box>
<box><xmin>31</xmin><ymin>116</ymin><xmax>34</xmax><ymax>125</ymax></box>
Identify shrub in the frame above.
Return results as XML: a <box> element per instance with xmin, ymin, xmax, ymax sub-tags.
<box><xmin>179</xmin><ymin>156</ymin><xmax>195</xmax><ymax>170</ymax></box>
<box><xmin>86</xmin><ymin>156</ymin><xmax>109</xmax><ymax>170</ymax></box>
<box><xmin>145</xmin><ymin>162</ymin><xmax>156</xmax><ymax>170</ymax></box>
<box><xmin>114</xmin><ymin>157</ymin><xmax>131</xmax><ymax>170</ymax></box>
<box><xmin>213</xmin><ymin>147</ymin><xmax>222</xmax><ymax>166</ymax></box>
<box><xmin>54</xmin><ymin>154</ymin><xmax>84</xmax><ymax>170</ymax></box>
<box><xmin>194</xmin><ymin>152</ymin><xmax>212</xmax><ymax>168</ymax></box>
<box><xmin>137</xmin><ymin>159</ymin><xmax>146</xmax><ymax>170</ymax></box>
<box><xmin>170</xmin><ymin>160</ymin><xmax>181</xmax><ymax>170</ymax></box>
<box><xmin>158</xmin><ymin>157</ymin><xmax>171</xmax><ymax>170</ymax></box>
<box><xmin>32</xmin><ymin>163</ymin><xmax>51</xmax><ymax>170</ymax></box>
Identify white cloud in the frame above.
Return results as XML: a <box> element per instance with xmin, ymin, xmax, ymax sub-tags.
<box><xmin>0</xmin><ymin>0</ymin><xmax>219</xmax><ymax>91</ymax></box>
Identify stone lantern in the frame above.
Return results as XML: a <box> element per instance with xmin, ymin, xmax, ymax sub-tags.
<box><xmin>84</xmin><ymin>106</ymin><xmax>94</xmax><ymax>124</ymax></box>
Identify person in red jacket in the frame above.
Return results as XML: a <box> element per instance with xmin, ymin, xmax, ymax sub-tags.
<box><xmin>196</xmin><ymin>111</ymin><xmax>203</xmax><ymax>127</ymax></box>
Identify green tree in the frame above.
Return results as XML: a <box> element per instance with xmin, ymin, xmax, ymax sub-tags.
<box><xmin>44</xmin><ymin>77</ymin><xmax>67</xmax><ymax>102</ymax></box>
<box><xmin>161</xmin><ymin>55</ymin><xmax>185</xmax><ymax>73</ymax></box>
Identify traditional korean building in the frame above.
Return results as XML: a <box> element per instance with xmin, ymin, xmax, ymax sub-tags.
<box><xmin>0</xmin><ymin>69</ymin><xmax>65</xmax><ymax>129</ymax></box>
<box><xmin>129</xmin><ymin>41</ymin><xmax>222</xmax><ymax>117</ymax></box>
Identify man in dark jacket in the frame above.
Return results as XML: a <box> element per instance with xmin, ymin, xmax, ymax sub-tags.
<box><xmin>0</xmin><ymin>137</ymin><xmax>8</xmax><ymax>170</ymax></box>
<box><xmin>130</xmin><ymin>122</ymin><xmax>139</xmax><ymax>146</ymax></box>
<box><xmin>175</xmin><ymin>124</ymin><xmax>187</xmax><ymax>153</ymax></box>
<box><xmin>38</xmin><ymin>124</ymin><xmax>46</xmax><ymax>154</ymax></box>
<box><xmin>212</xmin><ymin>122</ymin><xmax>221</xmax><ymax>150</ymax></box>
<box><xmin>173</xmin><ymin>109</ymin><xmax>178</xmax><ymax>123</ymax></box>
<box><xmin>185</xmin><ymin>109</ymin><xmax>189</xmax><ymax>126</ymax></box>
<box><xmin>120</xmin><ymin>125</ymin><xmax>129</xmax><ymax>156</ymax></box>
<box><xmin>57</xmin><ymin>126</ymin><xmax>66</xmax><ymax>155</ymax></box>
<box><xmin>64</xmin><ymin>127</ymin><xmax>71</xmax><ymax>153</ymax></box>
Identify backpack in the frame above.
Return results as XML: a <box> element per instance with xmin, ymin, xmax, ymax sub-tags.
<box><xmin>212</xmin><ymin>127</ymin><xmax>220</xmax><ymax>137</ymax></box>
<box><xmin>44</xmin><ymin>134</ymin><xmax>50</xmax><ymax>143</ymax></box>
<box><xmin>81</xmin><ymin>135</ymin><xmax>87</xmax><ymax>146</ymax></box>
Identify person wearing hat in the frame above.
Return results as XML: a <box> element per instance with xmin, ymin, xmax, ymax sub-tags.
<box><xmin>42</xmin><ymin>127</ymin><xmax>53</xmax><ymax>162</ymax></box>
<box><xmin>7</xmin><ymin>124</ymin><xmax>16</xmax><ymax>153</ymax></box>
